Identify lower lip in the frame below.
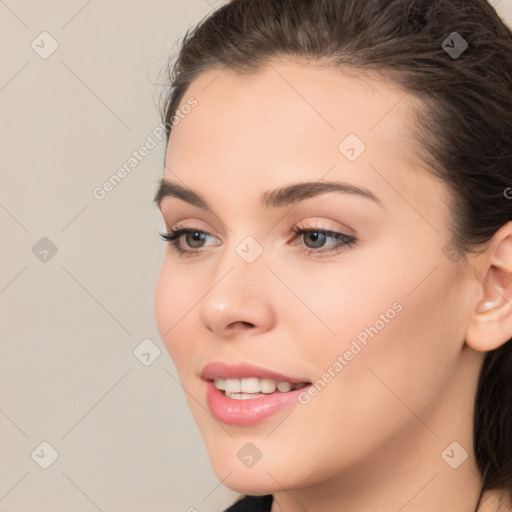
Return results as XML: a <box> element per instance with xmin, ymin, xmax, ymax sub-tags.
<box><xmin>205</xmin><ymin>380</ymin><xmax>310</xmax><ymax>426</ymax></box>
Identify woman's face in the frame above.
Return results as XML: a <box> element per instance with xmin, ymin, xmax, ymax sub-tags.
<box><xmin>154</xmin><ymin>61</ymin><xmax>478</xmax><ymax>495</ymax></box>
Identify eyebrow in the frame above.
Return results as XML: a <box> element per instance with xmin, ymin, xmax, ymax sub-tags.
<box><xmin>153</xmin><ymin>178</ymin><xmax>384</xmax><ymax>211</ymax></box>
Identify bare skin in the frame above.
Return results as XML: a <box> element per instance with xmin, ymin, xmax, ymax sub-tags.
<box><xmin>154</xmin><ymin>60</ymin><xmax>512</xmax><ymax>512</ymax></box>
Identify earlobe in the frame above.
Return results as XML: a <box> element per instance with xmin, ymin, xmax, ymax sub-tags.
<box><xmin>465</xmin><ymin>221</ymin><xmax>512</xmax><ymax>353</ymax></box>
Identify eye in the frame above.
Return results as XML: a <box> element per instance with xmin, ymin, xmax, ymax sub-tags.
<box><xmin>158</xmin><ymin>225</ymin><xmax>219</xmax><ymax>257</ymax></box>
<box><xmin>289</xmin><ymin>221</ymin><xmax>357</xmax><ymax>257</ymax></box>
<box><xmin>158</xmin><ymin>221</ymin><xmax>358</xmax><ymax>257</ymax></box>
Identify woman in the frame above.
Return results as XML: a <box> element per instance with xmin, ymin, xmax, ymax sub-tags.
<box><xmin>153</xmin><ymin>0</ymin><xmax>512</xmax><ymax>510</ymax></box>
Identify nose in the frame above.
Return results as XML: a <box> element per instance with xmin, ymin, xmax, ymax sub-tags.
<box><xmin>198</xmin><ymin>253</ymin><xmax>276</xmax><ymax>339</ymax></box>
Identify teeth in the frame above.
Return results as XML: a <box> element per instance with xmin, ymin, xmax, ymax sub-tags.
<box><xmin>260</xmin><ymin>378</ymin><xmax>277</xmax><ymax>393</ymax></box>
<box><xmin>224</xmin><ymin>378</ymin><xmax>240</xmax><ymax>393</ymax></box>
<box><xmin>240</xmin><ymin>377</ymin><xmax>260</xmax><ymax>393</ymax></box>
<box><xmin>214</xmin><ymin>377</ymin><xmax>305</xmax><ymax>394</ymax></box>
<box><xmin>276</xmin><ymin>381</ymin><xmax>292</xmax><ymax>392</ymax></box>
<box><xmin>226</xmin><ymin>392</ymin><xmax>266</xmax><ymax>400</ymax></box>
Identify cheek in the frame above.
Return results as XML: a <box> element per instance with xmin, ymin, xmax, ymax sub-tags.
<box><xmin>297</xmin><ymin>256</ymin><xmax>462</xmax><ymax>449</ymax></box>
<box><xmin>297</xmin><ymin>229</ymin><xmax>458</xmax><ymax>373</ymax></box>
<box><xmin>154</xmin><ymin>260</ymin><xmax>195</xmax><ymax>363</ymax></box>
<box><xmin>280</xmin><ymin>240</ymin><xmax>463</xmax><ymax>441</ymax></box>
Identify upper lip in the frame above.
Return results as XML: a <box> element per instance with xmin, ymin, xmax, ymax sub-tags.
<box><xmin>200</xmin><ymin>361</ymin><xmax>311</xmax><ymax>384</ymax></box>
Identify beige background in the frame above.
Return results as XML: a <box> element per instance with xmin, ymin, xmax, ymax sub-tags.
<box><xmin>1</xmin><ymin>1</ymin><xmax>511</xmax><ymax>511</ymax></box>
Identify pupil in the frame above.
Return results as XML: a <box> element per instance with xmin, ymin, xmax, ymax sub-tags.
<box><xmin>187</xmin><ymin>232</ymin><xmax>205</xmax><ymax>248</ymax></box>
<box><xmin>306</xmin><ymin>231</ymin><xmax>325</xmax><ymax>248</ymax></box>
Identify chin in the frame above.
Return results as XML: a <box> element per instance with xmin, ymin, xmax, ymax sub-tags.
<box><xmin>204</xmin><ymin>440</ymin><xmax>314</xmax><ymax>496</ymax></box>
<box><xmin>212</xmin><ymin>465</ymin><xmax>280</xmax><ymax>496</ymax></box>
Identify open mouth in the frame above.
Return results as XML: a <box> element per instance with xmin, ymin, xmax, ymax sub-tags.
<box><xmin>204</xmin><ymin>373</ymin><xmax>313</xmax><ymax>425</ymax></box>
<box><xmin>211</xmin><ymin>378</ymin><xmax>311</xmax><ymax>400</ymax></box>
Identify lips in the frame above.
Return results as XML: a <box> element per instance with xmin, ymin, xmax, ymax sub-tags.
<box><xmin>205</xmin><ymin>380</ymin><xmax>311</xmax><ymax>425</ymax></box>
<box><xmin>200</xmin><ymin>361</ymin><xmax>311</xmax><ymax>385</ymax></box>
<box><xmin>200</xmin><ymin>361</ymin><xmax>313</xmax><ymax>425</ymax></box>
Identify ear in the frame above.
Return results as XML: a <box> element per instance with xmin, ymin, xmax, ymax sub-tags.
<box><xmin>466</xmin><ymin>221</ymin><xmax>512</xmax><ymax>352</ymax></box>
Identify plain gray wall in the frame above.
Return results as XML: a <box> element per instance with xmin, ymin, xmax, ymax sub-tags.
<box><xmin>1</xmin><ymin>1</ymin><xmax>511</xmax><ymax>511</ymax></box>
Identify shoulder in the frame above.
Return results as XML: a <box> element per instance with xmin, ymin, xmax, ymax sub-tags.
<box><xmin>222</xmin><ymin>494</ymin><xmax>274</xmax><ymax>512</ymax></box>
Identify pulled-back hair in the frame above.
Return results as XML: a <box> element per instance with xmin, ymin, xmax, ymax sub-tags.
<box><xmin>160</xmin><ymin>0</ymin><xmax>512</xmax><ymax>504</ymax></box>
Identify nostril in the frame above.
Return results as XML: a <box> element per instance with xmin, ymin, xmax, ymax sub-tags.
<box><xmin>230</xmin><ymin>321</ymin><xmax>253</xmax><ymax>329</ymax></box>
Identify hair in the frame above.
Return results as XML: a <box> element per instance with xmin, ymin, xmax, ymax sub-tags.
<box><xmin>159</xmin><ymin>0</ymin><xmax>512</xmax><ymax>507</ymax></box>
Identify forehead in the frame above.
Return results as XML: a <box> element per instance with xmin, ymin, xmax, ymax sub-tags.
<box><xmin>164</xmin><ymin>59</ymin><xmax>444</xmax><ymax>218</ymax></box>
<box><xmin>167</xmin><ymin>60</ymin><xmax>424</xmax><ymax>163</ymax></box>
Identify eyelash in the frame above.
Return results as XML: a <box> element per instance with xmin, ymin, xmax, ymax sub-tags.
<box><xmin>159</xmin><ymin>222</ymin><xmax>357</xmax><ymax>258</ymax></box>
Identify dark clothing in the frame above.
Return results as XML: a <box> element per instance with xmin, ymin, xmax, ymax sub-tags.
<box><xmin>224</xmin><ymin>494</ymin><xmax>273</xmax><ymax>511</ymax></box>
